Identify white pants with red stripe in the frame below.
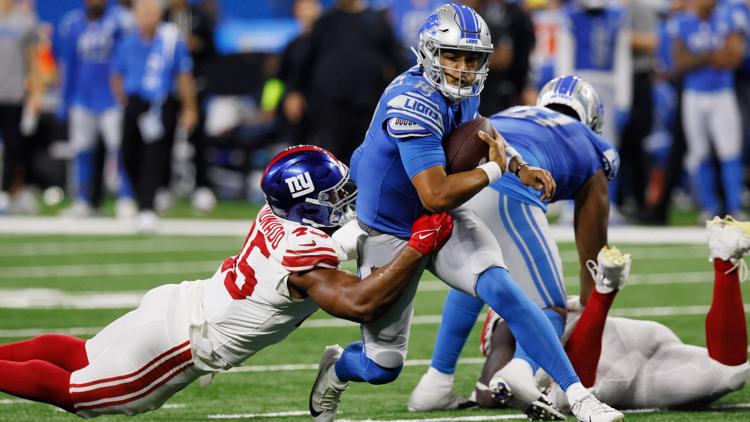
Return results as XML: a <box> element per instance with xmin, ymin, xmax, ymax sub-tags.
<box><xmin>69</xmin><ymin>283</ymin><xmax>204</xmax><ymax>417</ymax></box>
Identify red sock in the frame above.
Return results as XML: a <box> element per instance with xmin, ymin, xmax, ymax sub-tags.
<box><xmin>706</xmin><ymin>259</ymin><xmax>748</xmax><ymax>366</ymax></box>
<box><xmin>0</xmin><ymin>334</ymin><xmax>88</xmax><ymax>371</ymax></box>
<box><xmin>565</xmin><ymin>290</ymin><xmax>617</xmax><ymax>387</ymax></box>
<box><xmin>0</xmin><ymin>359</ymin><xmax>75</xmax><ymax>412</ymax></box>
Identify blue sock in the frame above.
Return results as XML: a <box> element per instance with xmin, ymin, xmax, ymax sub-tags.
<box><xmin>334</xmin><ymin>341</ymin><xmax>402</xmax><ymax>385</ymax></box>
<box><xmin>512</xmin><ymin>308</ymin><xmax>565</xmax><ymax>374</ymax></box>
<box><xmin>430</xmin><ymin>288</ymin><xmax>484</xmax><ymax>374</ymax></box>
<box><xmin>720</xmin><ymin>158</ymin><xmax>743</xmax><ymax>214</ymax></box>
<box><xmin>475</xmin><ymin>267</ymin><xmax>579</xmax><ymax>390</ymax></box>
<box><xmin>695</xmin><ymin>160</ymin><xmax>719</xmax><ymax>214</ymax></box>
<box><xmin>74</xmin><ymin>150</ymin><xmax>94</xmax><ymax>203</ymax></box>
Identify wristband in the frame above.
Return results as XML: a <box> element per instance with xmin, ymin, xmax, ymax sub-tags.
<box><xmin>514</xmin><ymin>162</ymin><xmax>529</xmax><ymax>177</ymax></box>
<box><xmin>478</xmin><ymin>161</ymin><xmax>503</xmax><ymax>184</ymax></box>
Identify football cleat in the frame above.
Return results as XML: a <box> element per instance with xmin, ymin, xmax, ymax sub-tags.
<box><xmin>309</xmin><ymin>345</ymin><xmax>350</xmax><ymax>422</ymax></box>
<box><xmin>586</xmin><ymin>246</ymin><xmax>631</xmax><ymax>294</ymax></box>
<box><xmin>492</xmin><ymin>359</ymin><xmax>564</xmax><ymax>420</ymax></box>
<box><xmin>707</xmin><ymin>215</ymin><xmax>750</xmax><ymax>264</ymax></box>
<box><xmin>570</xmin><ymin>393</ymin><xmax>624</xmax><ymax>422</ymax></box>
<box><xmin>408</xmin><ymin>367</ymin><xmax>473</xmax><ymax>411</ymax></box>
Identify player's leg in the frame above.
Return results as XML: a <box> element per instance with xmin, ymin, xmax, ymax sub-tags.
<box><xmin>432</xmin><ymin>207</ymin><xmax>623</xmax><ymax>421</ymax></box>
<box><xmin>0</xmin><ymin>334</ymin><xmax>88</xmax><ymax>371</ymax></box>
<box><xmin>682</xmin><ymin>90</ymin><xmax>719</xmax><ymax>217</ymax></box>
<box><xmin>705</xmin><ymin>215</ymin><xmax>749</xmax><ymax>366</ymax></box>
<box><xmin>70</xmin><ymin>283</ymin><xmax>199</xmax><ymax>417</ymax></box>
<box><xmin>0</xmin><ymin>359</ymin><xmax>76</xmax><ymax>412</ymax></box>
<box><xmin>709</xmin><ymin>91</ymin><xmax>744</xmax><ymax>216</ymax></box>
<box><xmin>565</xmin><ymin>246</ymin><xmax>631</xmax><ymax>387</ymax></box>
<box><xmin>66</xmin><ymin>105</ymin><xmax>98</xmax><ymax>216</ymax></box>
<box><xmin>310</xmin><ymin>233</ymin><xmax>421</xmax><ymax>422</ymax></box>
<box><xmin>100</xmin><ymin>106</ymin><xmax>136</xmax><ymax>217</ymax></box>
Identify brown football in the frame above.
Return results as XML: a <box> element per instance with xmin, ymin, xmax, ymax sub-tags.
<box><xmin>443</xmin><ymin>117</ymin><xmax>494</xmax><ymax>174</ymax></box>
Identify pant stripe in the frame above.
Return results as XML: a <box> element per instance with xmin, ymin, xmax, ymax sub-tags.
<box><xmin>499</xmin><ymin>195</ymin><xmax>553</xmax><ymax>307</ymax></box>
<box><xmin>522</xmin><ymin>203</ymin><xmax>566</xmax><ymax>305</ymax></box>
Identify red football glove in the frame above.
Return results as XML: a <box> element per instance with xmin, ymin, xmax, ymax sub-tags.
<box><xmin>407</xmin><ymin>212</ymin><xmax>454</xmax><ymax>255</ymax></box>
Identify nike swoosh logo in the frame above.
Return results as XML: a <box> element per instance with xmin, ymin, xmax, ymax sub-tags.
<box><xmin>417</xmin><ymin>232</ymin><xmax>434</xmax><ymax>240</ymax></box>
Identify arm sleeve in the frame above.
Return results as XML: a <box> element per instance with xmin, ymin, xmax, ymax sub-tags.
<box><xmin>395</xmin><ymin>132</ymin><xmax>447</xmax><ymax>179</ymax></box>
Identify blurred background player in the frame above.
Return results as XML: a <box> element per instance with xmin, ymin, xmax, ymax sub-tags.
<box><xmin>408</xmin><ymin>75</ymin><xmax>619</xmax><ymax>420</ymax></box>
<box><xmin>474</xmin><ymin>215</ymin><xmax>749</xmax><ymax>412</ymax></box>
<box><xmin>307</xmin><ymin>5</ymin><xmax>623</xmax><ymax>422</ymax></box>
<box><xmin>56</xmin><ymin>0</ymin><xmax>135</xmax><ymax>218</ymax></box>
<box><xmin>673</xmin><ymin>0</ymin><xmax>746</xmax><ymax>221</ymax></box>
<box><xmin>0</xmin><ymin>0</ymin><xmax>41</xmax><ymax>215</ymax></box>
<box><xmin>111</xmin><ymin>0</ymin><xmax>198</xmax><ymax>232</ymax></box>
<box><xmin>0</xmin><ymin>145</ymin><xmax>456</xmax><ymax>417</ymax></box>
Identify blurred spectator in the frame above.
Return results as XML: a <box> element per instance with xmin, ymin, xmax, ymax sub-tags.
<box><xmin>0</xmin><ymin>0</ymin><xmax>41</xmax><ymax>214</ymax></box>
<box><xmin>467</xmin><ymin>0</ymin><xmax>536</xmax><ymax>115</ymax></box>
<box><xmin>284</xmin><ymin>0</ymin><xmax>405</xmax><ymax>164</ymax></box>
<box><xmin>381</xmin><ymin>0</ymin><xmax>441</xmax><ymax>65</ymax></box>
<box><xmin>165</xmin><ymin>0</ymin><xmax>217</xmax><ymax>214</ymax></box>
<box><xmin>527</xmin><ymin>0</ymin><xmax>562</xmax><ymax>92</ymax></box>
<box><xmin>729</xmin><ymin>0</ymin><xmax>750</xmax><ymax>193</ymax></box>
<box><xmin>277</xmin><ymin>0</ymin><xmax>322</xmax><ymax>145</ymax></box>
<box><xmin>619</xmin><ymin>0</ymin><xmax>659</xmax><ymax>216</ymax></box>
<box><xmin>111</xmin><ymin>0</ymin><xmax>197</xmax><ymax>232</ymax></box>
<box><xmin>56</xmin><ymin>0</ymin><xmax>136</xmax><ymax>218</ymax></box>
<box><xmin>673</xmin><ymin>0</ymin><xmax>747</xmax><ymax>219</ymax></box>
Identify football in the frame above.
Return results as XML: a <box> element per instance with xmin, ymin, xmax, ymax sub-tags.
<box><xmin>443</xmin><ymin>117</ymin><xmax>494</xmax><ymax>174</ymax></box>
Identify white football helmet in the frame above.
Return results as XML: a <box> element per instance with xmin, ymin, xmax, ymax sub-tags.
<box><xmin>414</xmin><ymin>3</ymin><xmax>494</xmax><ymax>102</ymax></box>
<box><xmin>537</xmin><ymin>75</ymin><xmax>604</xmax><ymax>134</ymax></box>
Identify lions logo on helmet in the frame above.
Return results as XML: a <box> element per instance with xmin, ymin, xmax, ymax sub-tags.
<box><xmin>414</xmin><ymin>3</ymin><xmax>494</xmax><ymax>102</ymax></box>
<box><xmin>537</xmin><ymin>75</ymin><xmax>605</xmax><ymax>134</ymax></box>
<box><xmin>261</xmin><ymin>146</ymin><xmax>357</xmax><ymax>228</ymax></box>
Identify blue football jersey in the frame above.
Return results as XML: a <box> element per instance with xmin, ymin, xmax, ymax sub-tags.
<box><xmin>489</xmin><ymin>106</ymin><xmax>618</xmax><ymax>210</ymax></box>
<box><xmin>563</xmin><ymin>5</ymin><xmax>628</xmax><ymax>72</ymax></box>
<box><xmin>57</xmin><ymin>9</ymin><xmax>122</xmax><ymax>114</ymax></box>
<box><xmin>350</xmin><ymin>66</ymin><xmax>480</xmax><ymax>238</ymax></box>
<box><xmin>674</xmin><ymin>5</ymin><xmax>744</xmax><ymax>91</ymax></box>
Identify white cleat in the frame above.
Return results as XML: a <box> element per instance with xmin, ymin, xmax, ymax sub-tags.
<box><xmin>492</xmin><ymin>360</ymin><xmax>564</xmax><ymax>420</ymax></box>
<box><xmin>570</xmin><ymin>393</ymin><xmax>624</xmax><ymax>422</ymax></box>
<box><xmin>586</xmin><ymin>246</ymin><xmax>631</xmax><ymax>294</ymax></box>
<box><xmin>61</xmin><ymin>200</ymin><xmax>94</xmax><ymax>218</ymax></box>
<box><xmin>191</xmin><ymin>187</ymin><xmax>217</xmax><ymax>214</ymax></box>
<box><xmin>309</xmin><ymin>345</ymin><xmax>350</xmax><ymax>422</ymax></box>
<box><xmin>408</xmin><ymin>367</ymin><xmax>473</xmax><ymax>411</ymax></box>
<box><xmin>136</xmin><ymin>210</ymin><xmax>159</xmax><ymax>234</ymax></box>
<box><xmin>115</xmin><ymin>197</ymin><xmax>138</xmax><ymax>219</ymax></box>
<box><xmin>707</xmin><ymin>215</ymin><xmax>750</xmax><ymax>263</ymax></box>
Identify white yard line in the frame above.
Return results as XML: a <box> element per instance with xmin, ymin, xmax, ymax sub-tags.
<box><xmin>0</xmin><ymin>239</ymin><xmax>237</xmax><ymax>257</ymax></box>
<box><xmin>0</xmin><ymin>261</ymin><xmax>218</xmax><ymax>279</ymax></box>
<box><xmin>0</xmin><ymin>216</ymin><xmax>708</xmax><ymax>243</ymax></box>
<box><xmin>2</xmin><ymin>305</ymin><xmax>747</xmax><ymax>338</ymax></box>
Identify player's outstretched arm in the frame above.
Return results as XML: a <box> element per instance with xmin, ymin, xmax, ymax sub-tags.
<box><xmin>573</xmin><ymin>170</ymin><xmax>609</xmax><ymax>304</ymax></box>
<box><xmin>288</xmin><ymin>213</ymin><xmax>453</xmax><ymax>323</ymax></box>
<box><xmin>411</xmin><ymin>129</ymin><xmax>509</xmax><ymax>212</ymax></box>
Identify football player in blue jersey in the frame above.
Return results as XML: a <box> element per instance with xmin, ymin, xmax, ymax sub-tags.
<box><xmin>407</xmin><ymin>75</ymin><xmax>626</xmax><ymax>421</ymax></box>
<box><xmin>56</xmin><ymin>0</ymin><xmax>135</xmax><ymax>218</ymax></box>
<box><xmin>307</xmin><ymin>4</ymin><xmax>624</xmax><ymax>421</ymax></box>
<box><xmin>673</xmin><ymin>0</ymin><xmax>746</xmax><ymax>220</ymax></box>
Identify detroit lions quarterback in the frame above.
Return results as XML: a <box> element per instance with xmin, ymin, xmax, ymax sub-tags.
<box><xmin>307</xmin><ymin>4</ymin><xmax>624</xmax><ymax>422</ymax></box>
<box><xmin>0</xmin><ymin>146</ymin><xmax>454</xmax><ymax>417</ymax></box>
<box><xmin>409</xmin><ymin>76</ymin><xmax>623</xmax><ymax>420</ymax></box>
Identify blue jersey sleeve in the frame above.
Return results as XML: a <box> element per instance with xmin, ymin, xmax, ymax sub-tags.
<box><xmin>174</xmin><ymin>37</ymin><xmax>193</xmax><ymax>74</ymax></box>
<box><xmin>396</xmin><ymin>133</ymin><xmax>446</xmax><ymax>179</ymax></box>
<box><xmin>111</xmin><ymin>37</ymin><xmax>127</xmax><ymax>77</ymax></box>
<box><xmin>385</xmin><ymin>91</ymin><xmax>445</xmax><ymax>138</ymax></box>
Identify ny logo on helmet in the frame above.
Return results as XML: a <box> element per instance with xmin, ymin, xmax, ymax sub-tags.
<box><xmin>285</xmin><ymin>172</ymin><xmax>315</xmax><ymax>198</ymax></box>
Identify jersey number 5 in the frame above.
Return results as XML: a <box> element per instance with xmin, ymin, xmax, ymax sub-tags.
<box><xmin>224</xmin><ymin>223</ymin><xmax>270</xmax><ymax>300</ymax></box>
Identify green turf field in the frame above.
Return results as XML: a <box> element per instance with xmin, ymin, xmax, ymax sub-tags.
<box><xmin>0</xmin><ymin>234</ymin><xmax>748</xmax><ymax>421</ymax></box>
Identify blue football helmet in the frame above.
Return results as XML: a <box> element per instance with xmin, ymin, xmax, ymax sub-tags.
<box><xmin>414</xmin><ymin>3</ymin><xmax>494</xmax><ymax>102</ymax></box>
<box><xmin>537</xmin><ymin>75</ymin><xmax>604</xmax><ymax>134</ymax></box>
<box><xmin>261</xmin><ymin>146</ymin><xmax>357</xmax><ymax>228</ymax></box>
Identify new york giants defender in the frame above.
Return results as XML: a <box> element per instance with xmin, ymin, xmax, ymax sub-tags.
<box><xmin>409</xmin><ymin>76</ymin><xmax>623</xmax><ymax>420</ymax></box>
<box><xmin>307</xmin><ymin>5</ymin><xmax>624</xmax><ymax>422</ymax></box>
<box><xmin>56</xmin><ymin>0</ymin><xmax>134</xmax><ymax>217</ymax></box>
<box><xmin>477</xmin><ymin>216</ymin><xmax>750</xmax><ymax>411</ymax></box>
<box><xmin>672</xmin><ymin>0</ymin><xmax>747</xmax><ymax>219</ymax></box>
<box><xmin>0</xmin><ymin>146</ymin><xmax>455</xmax><ymax>418</ymax></box>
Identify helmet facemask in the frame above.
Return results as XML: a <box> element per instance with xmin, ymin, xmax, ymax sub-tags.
<box><xmin>302</xmin><ymin>164</ymin><xmax>357</xmax><ymax>228</ymax></box>
<box><xmin>417</xmin><ymin>42</ymin><xmax>491</xmax><ymax>102</ymax></box>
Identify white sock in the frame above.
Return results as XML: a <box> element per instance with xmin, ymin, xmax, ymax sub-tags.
<box><xmin>328</xmin><ymin>365</ymin><xmax>348</xmax><ymax>388</ymax></box>
<box><xmin>564</xmin><ymin>382</ymin><xmax>589</xmax><ymax>404</ymax></box>
<box><xmin>426</xmin><ymin>366</ymin><xmax>455</xmax><ymax>385</ymax></box>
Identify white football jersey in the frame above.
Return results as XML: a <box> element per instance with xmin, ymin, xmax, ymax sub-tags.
<box><xmin>187</xmin><ymin>205</ymin><xmax>345</xmax><ymax>371</ymax></box>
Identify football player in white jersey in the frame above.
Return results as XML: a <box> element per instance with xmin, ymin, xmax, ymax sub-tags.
<box><xmin>473</xmin><ymin>215</ymin><xmax>750</xmax><ymax>413</ymax></box>
<box><xmin>0</xmin><ymin>145</ymin><xmax>455</xmax><ymax>418</ymax></box>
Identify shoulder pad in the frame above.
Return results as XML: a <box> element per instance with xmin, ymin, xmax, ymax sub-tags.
<box><xmin>281</xmin><ymin>226</ymin><xmax>341</xmax><ymax>272</ymax></box>
<box><xmin>385</xmin><ymin>91</ymin><xmax>445</xmax><ymax>136</ymax></box>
